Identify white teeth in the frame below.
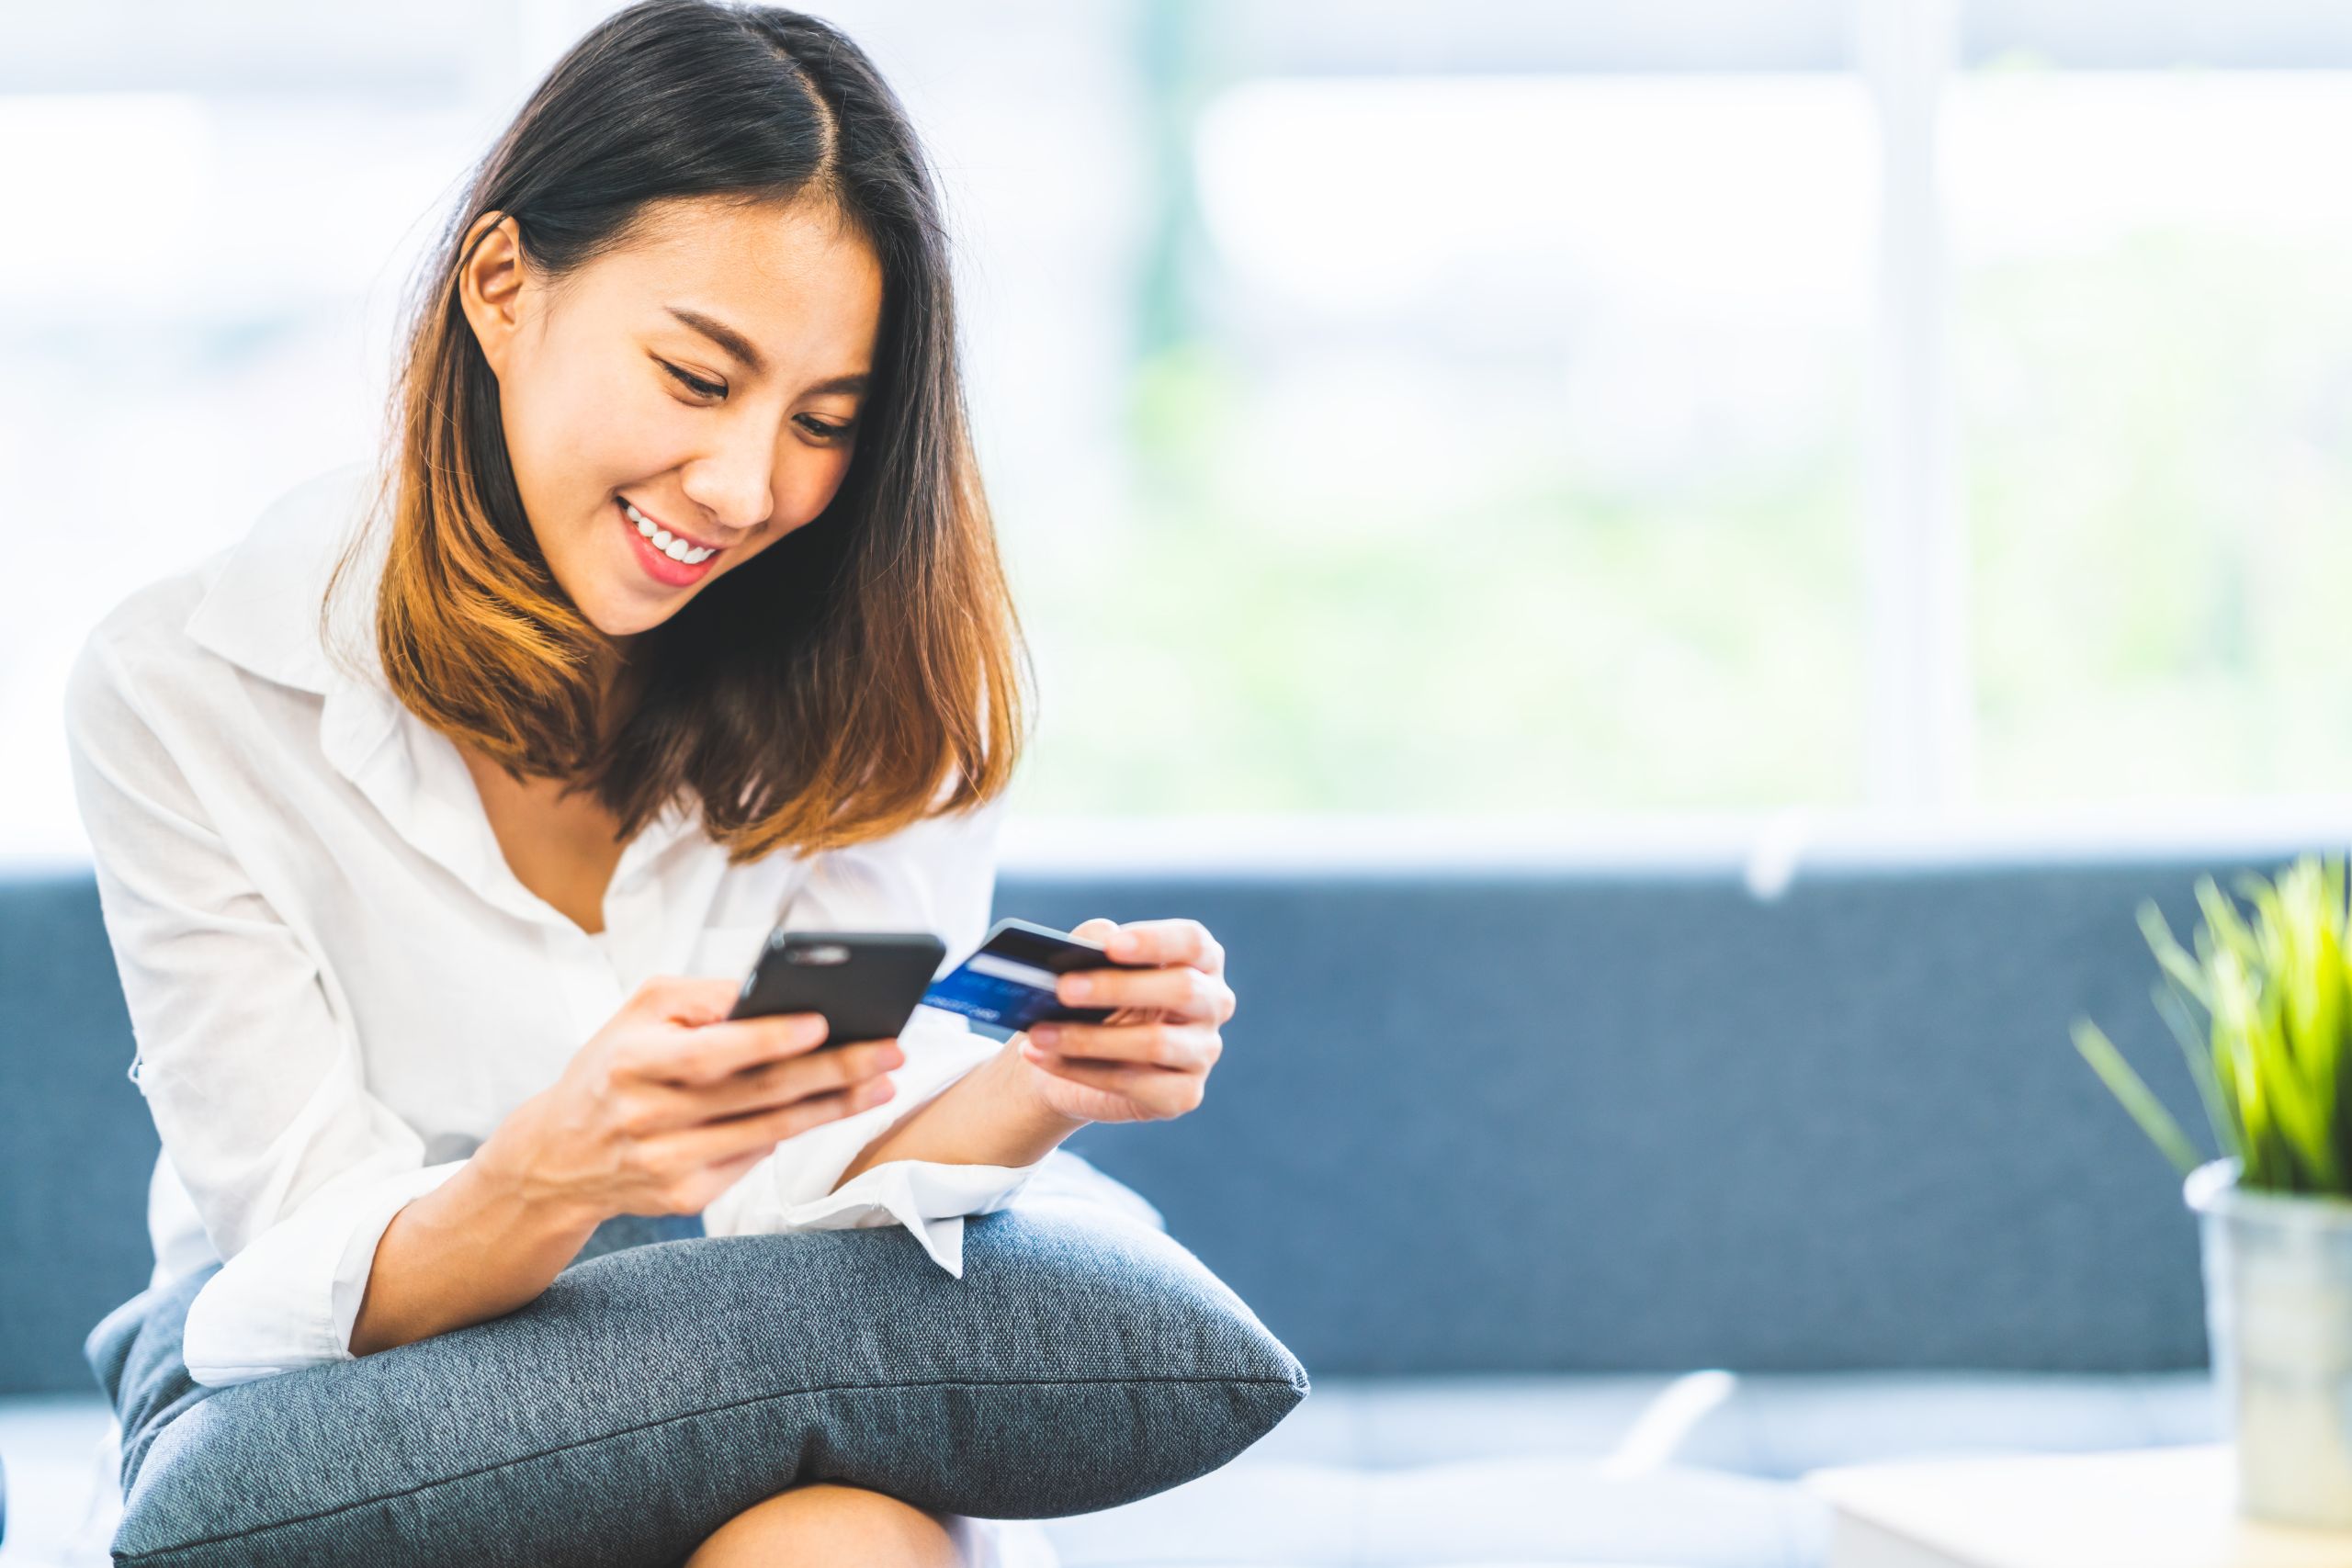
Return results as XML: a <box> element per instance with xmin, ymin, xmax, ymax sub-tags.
<box><xmin>624</xmin><ymin>502</ymin><xmax>715</xmax><ymax>566</ymax></box>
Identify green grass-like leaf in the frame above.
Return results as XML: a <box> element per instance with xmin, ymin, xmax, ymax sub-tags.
<box><xmin>2075</xmin><ymin>855</ymin><xmax>2352</xmax><ymax>1198</ymax></box>
<box><xmin>2153</xmin><ymin>981</ymin><xmax>2237</xmax><ymax>1162</ymax></box>
<box><xmin>2074</xmin><ymin>1021</ymin><xmax>2204</xmax><ymax>1177</ymax></box>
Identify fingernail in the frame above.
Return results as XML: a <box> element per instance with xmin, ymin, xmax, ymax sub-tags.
<box><xmin>1062</xmin><ymin>976</ymin><xmax>1093</xmax><ymax>1000</ymax></box>
<box><xmin>1030</xmin><ymin>1025</ymin><xmax>1059</xmax><ymax>1046</ymax></box>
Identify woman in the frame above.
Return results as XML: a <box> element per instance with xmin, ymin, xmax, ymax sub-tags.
<box><xmin>62</xmin><ymin>3</ymin><xmax>1236</xmax><ymax>1563</ymax></box>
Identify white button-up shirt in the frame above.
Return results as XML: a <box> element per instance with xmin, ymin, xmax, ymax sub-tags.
<box><xmin>63</xmin><ymin>461</ymin><xmax>1042</xmax><ymax>1390</ymax></box>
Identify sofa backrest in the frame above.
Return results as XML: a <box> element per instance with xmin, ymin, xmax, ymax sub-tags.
<box><xmin>0</xmin><ymin>845</ymin><xmax>2302</xmax><ymax>1393</ymax></box>
<box><xmin>4</xmin><ymin>869</ymin><xmax>159</xmax><ymax>1396</ymax></box>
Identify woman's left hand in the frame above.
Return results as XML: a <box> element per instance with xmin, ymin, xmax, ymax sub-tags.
<box><xmin>1013</xmin><ymin>917</ymin><xmax>1236</xmax><ymax>1125</ymax></box>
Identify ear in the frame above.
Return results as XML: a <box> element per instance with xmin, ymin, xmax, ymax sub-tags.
<box><xmin>455</xmin><ymin>211</ymin><xmax>529</xmax><ymax>379</ymax></box>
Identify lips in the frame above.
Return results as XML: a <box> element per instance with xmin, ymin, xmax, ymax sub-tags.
<box><xmin>622</xmin><ymin>497</ymin><xmax>724</xmax><ymax>555</ymax></box>
<box><xmin>616</xmin><ymin>497</ymin><xmax>722</xmax><ymax>588</ymax></box>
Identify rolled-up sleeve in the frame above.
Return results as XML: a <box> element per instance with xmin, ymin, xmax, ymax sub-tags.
<box><xmin>700</xmin><ymin>788</ymin><xmax>1041</xmax><ymax>1274</ymax></box>
<box><xmin>64</xmin><ymin>631</ymin><xmax>452</xmax><ymax>1386</ymax></box>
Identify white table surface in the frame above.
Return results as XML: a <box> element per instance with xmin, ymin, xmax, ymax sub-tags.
<box><xmin>1805</xmin><ymin>1445</ymin><xmax>2352</xmax><ymax>1568</ymax></box>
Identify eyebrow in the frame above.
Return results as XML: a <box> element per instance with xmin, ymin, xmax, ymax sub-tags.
<box><xmin>663</xmin><ymin>304</ymin><xmax>869</xmax><ymax>396</ymax></box>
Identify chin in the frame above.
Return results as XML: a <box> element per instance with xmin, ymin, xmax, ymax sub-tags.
<box><xmin>582</xmin><ymin>592</ymin><xmax>684</xmax><ymax>640</ymax></box>
<box><xmin>582</xmin><ymin>614</ymin><xmax>642</xmax><ymax>642</ymax></box>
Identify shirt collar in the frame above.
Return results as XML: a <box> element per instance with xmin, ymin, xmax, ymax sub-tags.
<box><xmin>183</xmin><ymin>460</ymin><xmax>386</xmax><ymax>700</ymax></box>
<box><xmin>181</xmin><ymin>463</ymin><xmax>711</xmax><ymax>923</ymax></box>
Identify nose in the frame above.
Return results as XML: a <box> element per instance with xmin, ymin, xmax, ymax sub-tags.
<box><xmin>677</xmin><ymin>414</ymin><xmax>777</xmax><ymax>536</ymax></box>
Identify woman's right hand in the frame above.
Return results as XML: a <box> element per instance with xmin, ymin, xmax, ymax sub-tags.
<box><xmin>481</xmin><ymin>976</ymin><xmax>903</xmax><ymax>1221</ymax></box>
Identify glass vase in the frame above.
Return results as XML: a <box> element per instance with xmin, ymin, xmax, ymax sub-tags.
<box><xmin>2187</xmin><ymin>1157</ymin><xmax>2352</xmax><ymax>1528</ymax></box>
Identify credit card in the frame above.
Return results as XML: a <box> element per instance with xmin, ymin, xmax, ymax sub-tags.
<box><xmin>920</xmin><ymin>917</ymin><xmax>1153</xmax><ymax>1040</ymax></box>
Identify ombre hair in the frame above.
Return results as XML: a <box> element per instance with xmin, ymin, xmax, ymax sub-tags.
<box><xmin>327</xmin><ymin>0</ymin><xmax>1030</xmax><ymax>863</ymax></box>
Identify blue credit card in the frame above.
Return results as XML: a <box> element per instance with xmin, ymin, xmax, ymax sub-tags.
<box><xmin>920</xmin><ymin>917</ymin><xmax>1152</xmax><ymax>1041</ymax></box>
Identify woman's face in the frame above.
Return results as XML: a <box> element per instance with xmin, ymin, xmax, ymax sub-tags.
<box><xmin>458</xmin><ymin>194</ymin><xmax>884</xmax><ymax>642</ymax></box>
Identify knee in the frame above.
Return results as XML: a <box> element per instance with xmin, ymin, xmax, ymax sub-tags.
<box><xmin>684</xmin><ymin>1482</ymin><xmax>962</xmax><ymax>1568</ymax></box>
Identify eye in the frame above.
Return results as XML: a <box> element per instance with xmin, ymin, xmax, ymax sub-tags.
<box><xmin>657</xmin><ymin>359</ymin><xmax>725</xmax><ymax>400</ymax></box>
<box><xmin>796</xmin><ymin>413</ymin><xmax>857</xmax><ymax>444</ymax></box>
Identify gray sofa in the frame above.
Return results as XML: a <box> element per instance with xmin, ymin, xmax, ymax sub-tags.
<box><xmin>3</xmin><ymin>834</ymin><xmax>2286</xmax><ymax>1565</ymax></box>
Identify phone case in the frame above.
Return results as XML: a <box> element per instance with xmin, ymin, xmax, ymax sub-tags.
<box><xmin>729</xmin><ymin>929</ymin><xmax>948</xmax><ymax>1045</ymax></box>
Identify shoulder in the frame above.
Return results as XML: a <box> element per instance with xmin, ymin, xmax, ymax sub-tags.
<box><xmin>823</xmin><ymin>790</ymin><xmax>1012</xmax><ymax>894</ymax></box>
<box><xmin>68</xmin><ymin>461</ymin><xmax>381</xmax><ymax>736</ymax></box>
<box><xmin>66</xmin><ymin>545</ymin><xmax>229</xmax><ymax>739</ymax></box>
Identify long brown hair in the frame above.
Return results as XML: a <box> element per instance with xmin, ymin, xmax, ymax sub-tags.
<box><xmin>326</xmin><ymin>0</ymin><xmax>1030</xmax><ymax>863</ymax></box>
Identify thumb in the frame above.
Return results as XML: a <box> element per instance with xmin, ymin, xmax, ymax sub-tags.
<box><xmin>1071</xmin><ymin>917</ymin><xmax>1121</xmax><ymax>947</ymax></box>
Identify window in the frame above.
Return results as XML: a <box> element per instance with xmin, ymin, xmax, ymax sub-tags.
<box><xmin>1023</xmin><ymin>69</ymin><xmax>1872</xmax><ymax>814</ymax></box>
<box><xmin>1951</xmin><ymin>28</ymin><xmax>2352</xmax><ymax>802</ymax></box>
<box><xmin>6</xmin><ymin>1</ymin><xmax>2347</xmax><ymax>860</ymax></box>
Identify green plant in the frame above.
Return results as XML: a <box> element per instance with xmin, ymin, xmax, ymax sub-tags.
<box><xmin>2074</xmin><ymin>855</ymin><xmax>2352</xmax><ymax>1196</ymax></box>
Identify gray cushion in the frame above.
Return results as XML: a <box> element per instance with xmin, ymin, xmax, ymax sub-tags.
<box><xmin>86</xmin><ymin>1210</ymin><xmax>1306</xmax><ymax>1567</ymax></box>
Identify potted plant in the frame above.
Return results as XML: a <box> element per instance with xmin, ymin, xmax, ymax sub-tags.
<box><xmin>2075</xmin><ymin>853</ymin><xmax>2352</xmax><ymax>1529</ymax></box>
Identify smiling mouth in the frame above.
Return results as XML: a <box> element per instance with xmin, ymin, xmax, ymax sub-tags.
<box><xmin>621</xmin><ymin>498</ymin><xmax>722</xmax><ymax>564</ymax></box>
<box><xmin>616</xmin><ymin>497</ymin><xmax>725</xmax><ymax>589</ymax></box>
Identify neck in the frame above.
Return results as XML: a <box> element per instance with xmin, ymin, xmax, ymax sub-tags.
<box><xmin>591</xmin><ymin>639</ymin><xmax>645</xmax><ymax>742</ymax></box>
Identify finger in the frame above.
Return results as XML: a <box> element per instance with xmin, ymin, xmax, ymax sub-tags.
<box><xmin>629</xmin><ymin>975</ymin><xmax>752</xmax><ymax>1027</ymax></box>
<box><xmin>662</xmin><ymin>1074</ymin><xmax>899</xmax><ymax>1168</ymax></box>
<box><xmin>1023</xmin><ymin>1018</ymin><xmax>1221</xmax><ymax>1071</ymax></box>
<box><xmin>1057</xmin><ymin>963</ymin><xmax>1230</xmax><ymax>1021</ymax></box>
<box><xmin>1093</xmin><ymin>918</ymin><xmax>1224</xmax><ymax>975</ymax></box>
<box><xmin>631</xmin><ymin>1012</ymin><xmax>831</xmax><ymax>1085</ymax></box>
<box><xmin>701</xmin><ymin>1144</ymin><xmax>774</xmax><ymax>1189</ymax></box>
<box><xmin>675</xmin><ymin>1038</ymin><xmax>903</xmax><ymax>1121</ymax></box>
<box><xmin>1016</xmin><ymin>1048</ymin><xmax>1205</xmax><ymax>1117</ymax></box>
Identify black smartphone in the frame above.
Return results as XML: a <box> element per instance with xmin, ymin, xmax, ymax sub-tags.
<box><xmin>728</xmin><ymin>929</ymin><xmax>949</xmax><ymax>1046</ymax></box>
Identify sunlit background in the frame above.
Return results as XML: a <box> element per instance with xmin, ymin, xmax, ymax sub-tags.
<box><xmin>7</xmin><ymin>0</ymin><xmax>2352</xmax><ymax>863</ymax></box>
